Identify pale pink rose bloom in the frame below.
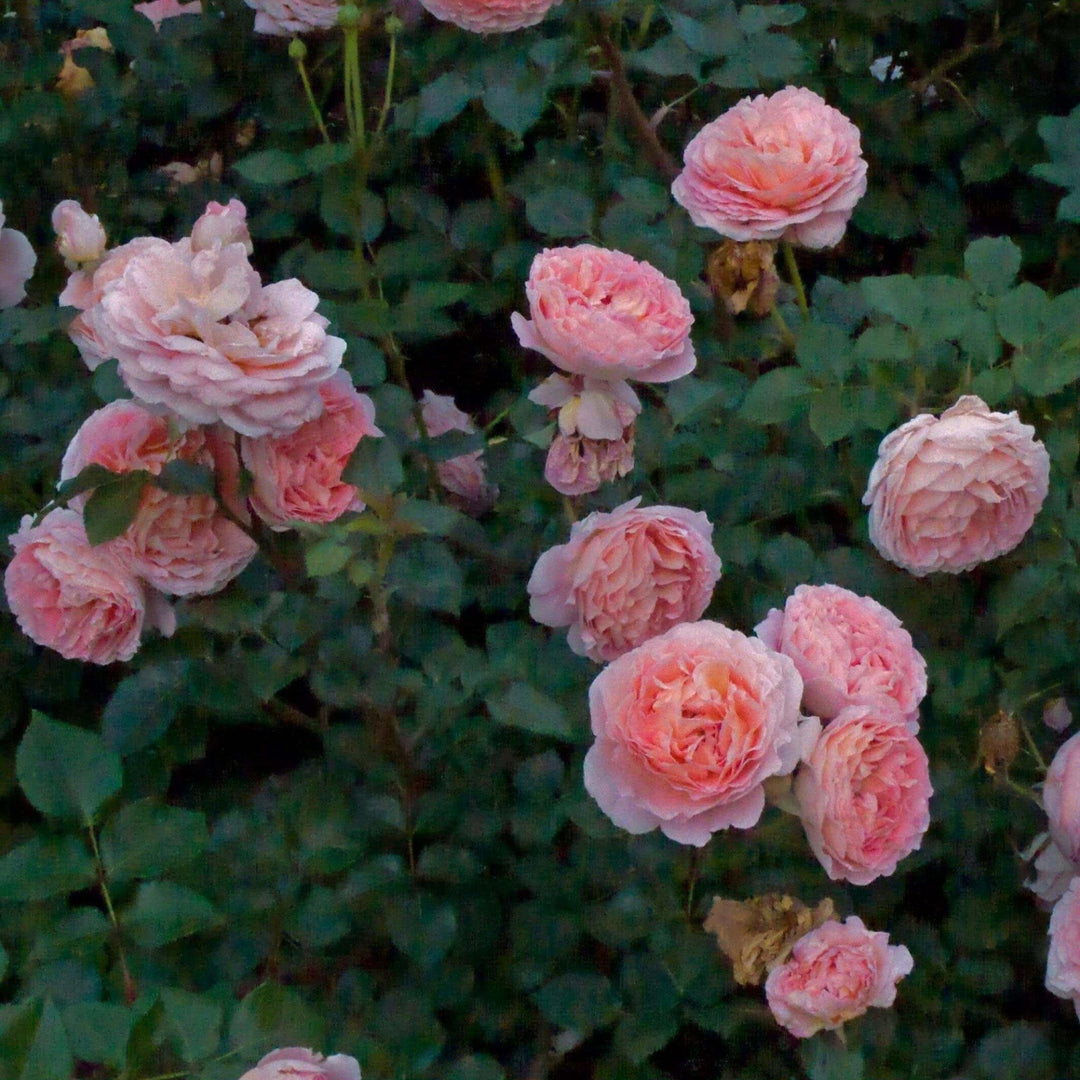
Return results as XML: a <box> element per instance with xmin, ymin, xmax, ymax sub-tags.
<box><xmin>51</xmin><ymin>200</ymin><xmax>107</xmax><ymax>267</ymax></box>
<box><xmin>1045</xmin><ymin>697</ymin><xmax>1073</xmax><ymax>733</ymax></box>
<box><xmin>755</xmin><ymin>583</ymin><xmax>927</xmax><ymax>725</ymax></box>
<box><xmin>1047</xmin><ymin>876</ymin><xmax>1080</xmax><ymax>1019</ymax></box>
<box><xmin>544</xmin><ymin>431</ymin><xmax>635</xmax><ymax>496</ymax></box>
<box><xmin>191</xmin><ymin>199</ymin><xmax>253</xmax><ymax>255</ymax></box>
<box><xmin>863</xmin><ymin>396</ymin><xmax>1051</xmax><ymax>576</ymax></box>
<box><xmin>0</xmin><ymin>200</ymin><xmax>36</xmax><ymax>309</ymax></box>
<box><xmin>243</xmin><ymin>0</ymin><xmax>339</xmax><ymax>35</ymax></box>
<box><xmin>4</xmin><ymin>509</ymin><xmax>164</xmax><ymax>664</ymax></box>
<box><xmin>238</xmin><ymin>1048</ymin><xmax>361</xmax><ymax>1080</ymax></box>
<box><xmin>764</xmin><ymin>917</ymin><xmax>913</xmax><ymax>1038</ymax></box>
<box><xmin>511</xmin><ymin>245</ymin><xmax>696</xmax><ymax>383</ymax></box>
<box><xmin>795</xmin><ymin>705</ymin><xmax>932</xmax><ymax>885</ymax></box>
<box><xmin>242</xmin><ymin>372</ymin><xmax>382</xmax><ymax>530</ymax></box>
<box><xmin>415</xmin><ymin>0</ymin><xmax>561</xmax><ymax>32</ymax></box>
<box><xmin>418</xmin><ymin>390</ymin><xmax>497</xmax><ymax>512</ymax></box>
<box><xmin>134</xmin><ymin>0</ymin><xmax>203</xmax><ymax>30</ymax></box>
<box><xmin>584</xmin><ymin>620</ymin><xmax>804</xmax><ymax>845</ymax></box>
<box><xmin>672</xmin><ymin>87</ymin><xmax>868</xmax><ymax>249</ymax></box>
<box><xmin>529</xmin><ymin>497</ymin><xmax>722</xmax><ymax>663</ymax></box>
<box><xmin>1024</xmin><ymin>833</ymin><xmax>1079</xmax><ymax>907</ymax></box>
<box><xmin>61</xmin><ymin>401</ymin><xmax>257</xmax><ymax>597</ymax></box>
<box><xmin>83</xmin><ymin>238</ymin><xmax>343</xmax><ymax>437</ymax></box>
<box><xmin>1045</xmin><ymin>730</ymin><xmax>1080</xmax><ymax>865</ymax></box>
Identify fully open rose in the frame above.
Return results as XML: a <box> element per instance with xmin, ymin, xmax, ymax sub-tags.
<box><xmin>765</xmin><ymin>917</ymin><xmax>913</xmax><ymax>1037</ymax></box>
<box><xmin>755</xmin><ymin>583</ymin><xmax>927</xmax><ymax>725</ymax></box>
<box><xmin>863</xmin><ymin>395</ymin><xmax>1050</xmax><ymax>575</ymax></box>
<box><xmin>795</xmin><ymin>705</ymin><xmax>932</xmax><ymax>885</ymax></box>
<box><xmin>584</xmin><ymin>621</ymin><xmax>805</xmax><ymax>845</ymax></box>
<box><xmin>238</xmin><ymin>1048</ymin><xmax>361</xmax><ymax>1080</ymax></box>
<box><xmin>1047</xmin><ymin>876</ymin><xmax>1080</xmax><ymax>1019</ymax></box>
<box><xmin>416</xmin><ymin>0</ymin><xmax>561</xmax><ymax>31</ymax></box>
<box><xmin>671</xmin><ymin>86</ymin><xmax>867</xmax><ymax>249</ymax></box>
<box><xmin>511</xmin><ymin>244</ymin><xmax>696</xmax><ymax>383</ymax></box>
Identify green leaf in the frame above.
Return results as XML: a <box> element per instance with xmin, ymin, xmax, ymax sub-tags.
<box><xmin>229</xmin><ymin>982</ymin><xmax>326</xmax><ymax>1054</ymax></box>
<box><xmin>486</xmin><ymin>682</ymin><xmax>576</xmax><ymax>740</ymax></box>
<box><xmin>0</xmin><ymin>836</ymin><xmax>95</xmax><ymax>901</ymax></box>
<box><xmin>525</xmin><ymin>188</ymin><xmax>594</xmax><ymax>239</ymax></box>
<box><xmin>154</xmin><ymin>460</ymin><xmax>216</xmax><ymax>496</ymax></box>
<box><xmin>54</xmin><ymin>463</ymin><xmax>121</xmax><ymax>504</ymax></box>
<box><xmin>0</xmin><ymin>943</ymin><xmax>6</xmax><ymax>982</ymax></box>
<box><xmin>795</xmin><ymin>322</ymin><xmax>855</xmax><ymax>380</ymax></box>
<box><xmin>16</xmin><ymin>714</ymin><xmax>122</xmax><ymax>823</ymax></box>
<box><xmin>342</xmin><ymin>435</ymin><xmax>403</xmax><ymax>494</ymax></box>
<box><xmin>808</xmin><ymin>390</ymin><xmax>859</xmax><ymax>445</ymax></box>
<box><xmin>975</xmin><ymin>1023</ymin><xmax>1053</xmax><ymax>1080</ymax></box>
<box><xmin>739</xmin><ymin>367</ymin><xmax>812</xmax><ymax>424</ymax></box>
<box><xmin>21</xmin><ymin>1000</ymin><xmax>73</xmax><ymax>1080</ymax></box>
<box><xmin>83</xmin><ymin>471</ymin><xmax>151</xmax><ymax>546</ymax></box>
<box><xmin>415</xmin><ymin>72</ymin><xmax>474</xmax><ymax>137</ymax></box>
<box><xmin>482</xmin><ymin>70</ymin><xmax>547</xmax><ymax>137</ymax></box>
<box><xmin>387</xmin><ymin>899</ymin><xmax>458</xmax><ymax>968</ymax></box>
<box><xmin>160</xmin><ymin>988</ymin><xmax>223</xmax><ymax>1064</ymax></box>
<box><xmin>124</xmin><ymin>881</ymin><xmax>222</xmax><ymax>949</ymax></box>
<box><xmin>665</xmin><ymin>371</ymin><xmax>747</xmax><ymax>425</ymax></box>
<box><xmin>61</xmin><ymin>1002</ymin><xmax>131</xmax><ymax>1069</ymax></box>
<box><xmin>1033</xmin><ymin>105</ymin><xmax>1080</xmax><ymax>221</ymax></box>
<box><xmin>304</xmin><ymin>538</ymin><xmax>354</xmax><ymax>578</ymax></box>
<box><xmin>854</xmin><ymin>323</ymin><xmax>913</xmax><ymax>364</ymax></box>
<box><xmin>101</xmin><ymin>660</ymin><xmax>190</xmax><ymax>755</ymax></box>
<box><xmin>995</xmin><ymin>282</ymin><xmax>1050</xmax><ymax>347</ymax></box>
<box><xmin>386</xmin><ymin>539</ymin><xmax>463</xmax><ymax>614</ymax></box>
<box><xmin>965</xmin><ymin>236</ymin><xmax>1022</xmax><ymax>296</ymax></box>
<box><xmin>800</xmin><ymin>1040</ymin><xmax>865</xmax><ymax>1080</ymax></box>
<box><xmin>233</xmin><ymin>148</ymin><xmax>306</xmax><ymax>185</ymax></box>
<box><xmin>445</xmin><ymin>1055</ymin><xmax>506</xmax><ymax>1080</ymax></box>
<box><xmin>534</xmin><ymin>973</ymin><xmax>619</xmax><ymax>1034</ymax></box>
<box><xmin>100</xmin><ymin>800</ymin><xmax>209</xmax><ymax>884</ymax></box>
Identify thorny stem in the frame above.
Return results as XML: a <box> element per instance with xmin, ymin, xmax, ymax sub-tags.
<box><xmin>88</xmin><ymin>822</ymin><xmax>136</xmax><ymax>1005</ymax></box>
<box><xmin>781</xmin><ymin>242</ymin><xmax>809</xmax><ymax>320</ymax></box>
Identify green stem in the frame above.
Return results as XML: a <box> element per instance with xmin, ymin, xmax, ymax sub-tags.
<box><xmin>291</xmin><ymin>41</ymin><xmax>331</xmax><ymax>144</ymax></box>
<box><xmin>375</xmin><ymin>20</ymin><xmax>399</xmax><ymax>137</ymax></box>
<box><xmin>347</xmin><ymin>29</ymin><xmax>366</xmax><ymax>154</ymax></box>
<box><xmin>1018</xmin><ymin>718</ymin><xmax>1048</xmax><ymax>773</ymax></box>
<box><xmin>88</xmin><ymin>823</ymin><xmax>136</xmax><ymax>1005</ymax></box>
<box><xmin>782</xmin><ymin>242</ymin><xmax>809</xmax><ymax>319</ymax></box>
<box><xmin>770</xmin><ymin>304</ymin><xmax>796</xmax><ymax>350</ymax></box>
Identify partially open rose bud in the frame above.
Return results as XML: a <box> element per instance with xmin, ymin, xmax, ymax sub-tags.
<box><xmin>706</xmin><ymin>239</ymin><xmax>780</xmax><ymax>317</ymax></box>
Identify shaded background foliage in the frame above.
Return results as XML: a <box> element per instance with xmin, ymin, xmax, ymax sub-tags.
<box><xmin>1</xmin><ymin>0</ymin><xmax>1080</xmax><ymax>1077</ymax></box>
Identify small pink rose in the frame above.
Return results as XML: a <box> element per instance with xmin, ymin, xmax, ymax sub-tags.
<box><xmin>584</xmin><ymin>620</ymin><xmax>804</xmax><ymax>845</ymax></box>
<box><xmin>1047</xmin><ymin>877</ymin><xmax>1080</xmax><ymax>1019</ymax></box>
<box><xmin>1045</xmin><ymin>730</ymin><xmax>1080</xmax><ymax>865</ymax></box>
<box><xmin>794</xmin><ymin>705</ymin><xmax>932</xmax><ymax>885</ymax></box>
<box><xmin>529</xmin><ymin>497</ymin><xmax>722</xmax><ymax>663</ymax></box>
<box><xmin>764</xmin><ymin>916</ymin><xmax>913</xmax><ymax>1038</ymax></box>
<box><xmin>0</xmin><ymin>199</ymin><xmax>36</xmax><ymax>309</ymax></box>
<box><xmin>415</xmin><ymin>0</ymin><xmax>562</xmax><ymax>32</ymax></box>
<box><xmin>511</xmin><ymin>245</ymin><xmax>695</xmax><ymax>383</ymax></box>
<box><xmin>672</xmin><ymin>86</ymin><xmax>867</xmax><ymax>249</ymax></box>
<box><xmin>238</xmin><ymin>1048</ymin><xmax>361</xmax><ymax>1080</ymax></box>
<box><xmin>1023</xmin><ymin>832</ymin><xmax>1079</xmax><ymax>907</ymax></box>
<box><xmin>243</xmin><ymin>0</ymin><xmax>339</xmax><ymax>35</ymax></box>
<box><xmin>1045</xmin><ymin>698</ymin><xmax>1073</xmax><ymax>733</ymax></box>
<box><xmin>754</xmin><ymin>583</ymin><xmax>926</xmax><ymax>725</ymax></box>
<box><xmin>418</xmin><ymin>390</ymin><xmax>497</xmax><ymax>512</ymax></box>
<box><xmin>191</xmin><ymin>199</ymin><xmax>253</xmax><ymax>255</ymax></box>
<box><xmin>862</xmin><ymin>395</ymin><xmax>1050</xmax><ymax>576</ymax></box>
<box><xmin>51</xmin><ymin>200</ymin><xmax>108</xmax><ymax>267</ymax></box>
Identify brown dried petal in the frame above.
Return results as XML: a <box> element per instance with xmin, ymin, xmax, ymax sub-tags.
<box><xmin>978</xmin><ymin>710</ymin><xmax>1020</xmax><ymax>776</ymax></box>
<box><xmin>706</xmin><ymin>240</ymin><xmax>780</xmax><ymax>317</ymax></box>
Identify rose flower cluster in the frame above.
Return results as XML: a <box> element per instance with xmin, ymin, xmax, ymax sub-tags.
<box><xmin>4</xmin><ymin>199</ymin><xmax>381</xmax><ymax>665</ymax></box>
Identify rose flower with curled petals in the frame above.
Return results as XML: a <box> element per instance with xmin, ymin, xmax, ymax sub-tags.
<box><xmin>415</xmin><ymin>0</ymin><xmax>562</xmax><ymax>33</ymax></box>
<box><xmin>584</xmin><ymin>620</ymin><xmax>806</xmax><ymax>846</ymax></box>
<box><xmin>528</xmin><ymin>497</ymin><xmax>722</xmax><ymax>662</ymax></box>
<box><xmin>672</xmin><ymin>86</ymin><xmax>867</xmax><ymax>249</ymax></box>
<box><xmin>511</xmin><ymin>245</ymin><xmax>696</xmax><ymax>383</ymax></box>
<box><xmin>238</xmin><ymin>1048</ymin><xmax>361</xmax><ymax>1080</ymax></box>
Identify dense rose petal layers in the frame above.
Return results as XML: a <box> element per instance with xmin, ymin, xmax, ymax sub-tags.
<box><xmin>1047</xmin><ymin>877</ymin><xmax>1080</xmax><ymax>1019</ymax></box>
<box><xmin>755</xmin><ymin>583</ymin><xmax>926</xmax><ymax>724</ymax></box>
<box><xmin>529</xmin><ymin>498</ymin><xmax>722</xmax><ymax>662</ymax></box>
<box><xmin>584</xmin><ymin>620</ymin><xmax>804</xmax><ymax>845</ymax></box>
<box><xmin>238</xmin><ymin>1048</ymin><xmax>361</xmax><ymax>1080</ymax></box>
<box><xmin>863</xmin><ymin>395</ymin><xmax>1050</xmax><ymax>575</ymax></box>
<box><xmin>243</xmin><ymin>371</ymin><xmax>382</xmax><ymax>530</ymax></box>
<box><xmin>1045</xmin><ymin>731</ymin><xmax>1080</xmax><ymax>865</ymax></box>
<box><xmin>5</xmin><ymin>509</ymin><xmax>150</xmax><ymax>664</ymax></box>
<box><xmin>795</xmin><ymin>706</ymin><xmax>932</xmax><ymax>885</ymax></box>
<box><xmin>672</xmin><ymin>87</ymin><xmax>867</xmax><ymax>249</ymax></box>
<box><xmin>416</xmin><ymin>0</ymin><xmax>561</xmax><ymax>32</ymax></box>
<box><xmin>0</xmin><ymin>200</ymin><xmax>36</xmax><ymax>308</ymax></box>
<box><xmin>511</xmin><ymin>245</ymin><xmax>695</xmax><ymax>382</ymax></box>
<box><xmin>765</xmin><ymin>917</ymin><xmax>913</xmax><ymax>1038</ymax></box>
<box><xmin>243</xmin><ymin>0</ymin><xmax>339</xmax><ymax>35</ymax></box>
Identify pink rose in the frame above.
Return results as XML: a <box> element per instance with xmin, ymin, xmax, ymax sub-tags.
<box><xmin>1045</xmin><ymin>730</ymin><xmax>1080</xmax><ymax>865</ymax></box>
<box><xmin>764</xmin><ymin>917</ymin><xmax>913</xmax><ymax>1038</ymax></box>
<box><xmin>191</xmin><ymin>199</ymin><xmax>253</xmax><ymax>255</ymax></box>
<box><xmin>863</xmin><ymin>396</ymin><xmax>1051</xmax><ymax>576</ymax></box>
<box><xmin>0</xmin><ymin>200</ymin><xmax>36</xmax><ymax>309</ymax></box>
<box><xmin>1024</xmin><ymin>833</ymin><xmax>1078</xmax><ymax>907</ymax></box>
<box><xmin>671</xmin><ymin>86</ymin><xmax>867</xmax><ymax>249</ymax></box>
<box><xmin>134</xmin><ymin>0</ymin><xmax>203</xmax><ymax>29</ymax></box>
<box><xmin>584</xmin><ymin>620</ymin><xmax>804</xmax><ymax>845</ymax></box>
<box><xmin>794</xmin><ymin>705</ymin><xmax>932</xmax><ymax>885</ymax></box>
<box><xmin>242</xmin><ymin>371</ymin><xmax>382</xmax><ymax>530</ymax></box>
<box><xmin>4</xmin><ymin>509</ymin><xmax>170</xmax><ymax>664</ymax></box>
<box><xmin>51</xmin><ymin>200</ymin><xmax>107</xmax><ymax>267</ymax></box>
<box><xmin>238</xmin><ymin>1048</ymin><xmax>361</xmax><ymax>1080</ymax></box>
<box><xmin>243</xmin><ymin>0</ymin><xmax>339</xmax><ymax>35</ymax></box>
<box><xmin>61</xmin><ymin>401</ymin><xmax>257</xmax><ymax>597</ymax></box>
<box><xmin>543</xmin><ymin>430</ymin><xmax>635</xmax><ymax>496</ymax></box>
<box><xmin>1047</xmin><ymin>876</ymin><xmax>1080</xmax><ymax>1019</ymax></box>
<box><xmin>511</xmin><ymin>245</ymin><xmax>696</xmax><ymax>383</ymax></box>
<box><xmin>1045</xmin><ymin>698</ymin><xmax>1074</xmax><ymax>733</ymax></box>
<box><xmin>418</xmin><ymin>390</ymin><xmax>497</xmax><ymax>512</ymax></box>
<box><xmin>415</xmin><ymin>0</ymin><xmax>562</xmax><ymax>32</ymax></box>
<box><xmin>529</xmin><ymin>498</ymin><xmax>722</xmax><ymax>662</ymax></box>
<box><xmin>755</xmin><ymin>583</ymin><xmax>927</xmax><ymax>725</ymax></box>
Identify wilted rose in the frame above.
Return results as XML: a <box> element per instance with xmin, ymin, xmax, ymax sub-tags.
<box><xmin>863</xmin><ymin>395</ymin><xmax>1050</xmax><ymax>575</ymax></box>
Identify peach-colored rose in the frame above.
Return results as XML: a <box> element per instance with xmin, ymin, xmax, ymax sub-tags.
<box><xmin>543</xmin><ymin>431</ymin><xmax>635</xmax><ymax>496</ymax></box>
<box><xmin>755</xmin><ymin>583</ymin><xmax>926</xmax><ymax>725</ymax></box>
<box><xmin>52</xmin><ymin>200</ymin><xmax>107</xmax><ymax>267</ymax></box>
<box><xmin>529</xmin><ymin>498</ymin><xmax>722</xmax><ymax>663</ymax></box>
<box><xmin>415</xmin><ymin>0</ymin><xmax>561</xmax><ymax>32</ymax></box>
<box><xmin>862</xmin><ymin>396</ymin><xmax>1050</xmax><ymax>576</ymax></box>
<box><xmin>584</xmin><ymin>620</ymin><xmax>804</xmax><ymax>845</ymax></box>
<box><xmin>191</xmin><ymin>199</ymin><xmax>253</xmax><ymax>255</ymax></box>
<box><xmin>764</xmin><ymin>917</ymin><xmax>913</xmax><ymax>1038</ymax></box>
<box><xmin>238</xmin><ymin>1048</ymin><xmax>361</xmax><ymax>1080</ymax></box>
<box><xmin>672</xmin><ymin>87</ymin><xmax>867</xmax><ymax>249</ymax></box>
<box><xmin>134</xmin><ymin>0</ymin><xmax>203</xmax><ymax>30</ymax></box>
<box><xmin>61</xmin><ymin>401</ymin><xmax>257</xmax><ymax>597</ymax></box>
<box><xmin>243</xmin><ymin>0</ymin><xmax>339</xmax><ymax>35</ymax></box>
<box><xmin>1047</xmin><ymin>876</ymin><xmax>1080</xmax><ymax>1019</ymax></box>
<box><xmin>794</xmin><ymin>705</ymin><xmax>932</xmax><ymax>885</ymax></box>
<box><xmin>511</xmin><ymin>245</ymin><xmax>696</xmax><ymax>383</ymax></box>
<box><xmin>242</xmin><ymin>371</ymin><xmax>382</xmax><ymax>530</ymax></box>
<box><xmin>418</xmin><ymin>390</ymin><xmax>497</xmax><ymax>512</ymax></box>
<box><xmin>1045</xmin><ymin>730</ymin><xmax>1080</xmax><ymax>865</ymax></box>
<box><xmin>0</xmin><ymin>200</ymin><xmax>36</xmax><ymax>309</ymax></box>
<box><xmin>4</xmin><ymin>509</ymin><xmax>166</xmax><ymax>664</ymax></box>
